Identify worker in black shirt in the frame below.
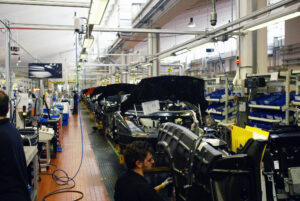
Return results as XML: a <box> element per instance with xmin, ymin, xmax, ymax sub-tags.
<box><xmin>0</xmin><ymin>91</ymin><xmax>31</xmax><ymax>201</ymax></box>
<box><xmin>114</xmin><ymin>141</ymin><xmax>172</xmax><ymax>201</ymax></box>
<box><xmin>73</xmin><ymin>90</ymin><xmax>78</xmax><ymax>115</ymax></box>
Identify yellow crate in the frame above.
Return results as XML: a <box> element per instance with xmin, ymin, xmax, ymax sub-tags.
<box><xmin>231</xmin><ymin>125</ymin><xmax>269</xmax><ymax>153</ymax></box>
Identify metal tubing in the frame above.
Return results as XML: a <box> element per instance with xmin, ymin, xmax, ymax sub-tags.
<box><xmin>151</xmin><ymin>0</ymin><xmax>297</xmax><ymax>59</ymax></box>
<box><xmin>225</xmin><ymin>78</ymin><xmax>228</xmax><ymax>123</ymax></box>
<box><xmin>9</xmin><ymin>23</ymin><xmax>204</xmax><ymax>35</ymax></box>
<box><xmin>5</xmin><ymin>24</ymin><xmax>11</xmax><ymax>97</ymax></box>
<box><xmin>0</xmin><ymin>0</ymin><xmax>90</xmax><ymax>8</ymax></box>
<box><xmin>285</xmin><ymin>70</ymin><xmax>291</xmax><ymax>125</ymax></box>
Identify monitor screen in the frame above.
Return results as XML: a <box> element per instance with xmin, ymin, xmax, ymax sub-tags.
<box><xmin>28</xmin><ymin>63</ymin><xmax>62</xmax><ymax>78</ymax></box>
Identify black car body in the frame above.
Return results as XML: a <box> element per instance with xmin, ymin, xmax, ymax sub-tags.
<box><xmin>95</xmin><ymin>84</ymin><xmax>136</xmax><ymax>138</ymax></box>
<box><xmin>158</xmin><ymin>122</ymin><xmax>267</xmax><ymax>201</ymax></box>
<box><xmin>157</xmin><ymin>123</ymin><xmax>300</xmax><ymax>201</ymax></box>
<box><xmin>113</xmin><ymin>76</ymin><xmax>208</xmax><ymax>147</ymax></box>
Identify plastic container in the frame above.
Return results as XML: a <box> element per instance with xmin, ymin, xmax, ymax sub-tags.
<box><xmin>62</xmin><ymin>120</ymin><xmax>68</xmax><ymax>126</ymax></box>
<box><xmin>62</xmin><ymin>113</ymin><xmax>69</xmax><ymax>120</ymax></box>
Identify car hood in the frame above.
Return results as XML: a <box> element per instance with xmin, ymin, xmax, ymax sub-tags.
<box><xmin>90</xmin><ymin>84</ymin><xmax>135</xmax><ymax>98</ymax></box>
<box><xmin>121</xmin><ymin>76</ymin><xmax>207</xmax><ymax>113</ymax></box>
<box><xmin>98</xmin><ymin>84</ymin><xmax>136</xmax><ymax>100</ymax></box>
<box><xmin>90</xmin><ymin>86</ymin><xmax>106</xmax><ymax>98</ymax></box>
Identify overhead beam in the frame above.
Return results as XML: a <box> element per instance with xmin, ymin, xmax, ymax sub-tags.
<box><xmin>149</xmin><ymin>0</ymin><xmax>299</xmax><ymax>60</ymax></box>
<box><xmin>0</xmin><ymin>0</ymin><xmax>90</xmax><ymax>8</ymax></box>
<box><xmin>93</xmin><ymin>27</ymin><xmax>204</xmax><ymax>35</ymax></box>
<box><xmin>83</xmin><ymin>63</ymin><xmax>128</xmax><ymax>67</ymax></box>
<box><xmin>10</xmin><ymin>23</ymin><xmax>205</xmax><ymax>35</ymax></box>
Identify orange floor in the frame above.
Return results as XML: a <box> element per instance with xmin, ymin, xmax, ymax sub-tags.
<box><xmin>37</xmin><ymin>114</ymin><xmax>110</xmax><ymax>201</ymax></box>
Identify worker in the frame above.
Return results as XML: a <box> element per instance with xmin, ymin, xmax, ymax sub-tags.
<box><xmin>73</xmin><ymin>90</ymin><xmax>78</xmax><ymax>115</ymax></box>
<box><xmin>0</xmin><ymin>91</ymin><xmax>31</xmax><ymax>201</ymax></box>
<box><xmin>114</xmin><ymin>141</ymin><xmax>172</xmax><ymax>201</ymax></box>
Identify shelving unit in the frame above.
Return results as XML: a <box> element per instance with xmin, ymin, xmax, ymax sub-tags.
<box><xmin>248</xmin><ymin>104</ymin><xmax>282</xmax><ymax>110</ymax></box>
<box><xmin>289</xmin><ymin>70</ymin><xmax>300</xmax><ymax>125</ymax></box>
<box><xmin>204</xmin><ymin>76</ymin><xmax>236</xmax><ymax>124</ymax></box>
<box><xmin>248</xmin><ymin>116</ymin><xmax>282</xmax><ymax>123</ymax></box>
<box><xmin>246</xmin><ymin>71</ymin><xmax>292</xmax><ymax>128</ymax></box>
<box><xmin>24</xmin><ymin>146</ymin><xmax>38</xmax><ymax>201</ymax></box>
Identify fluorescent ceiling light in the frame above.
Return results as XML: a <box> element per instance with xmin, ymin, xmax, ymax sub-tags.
<box><xmin>80</xmin><ymin>53</ymin><xmax>88</xmax><ymax>60</ymax></box>
<box><xmin>88</xmin><ymin>0</ymin><xmax>109</xmax><ymax>25</ymax></box>
<box><xmin>244</xmin><ymin>4</ymin><xmax>300</xmax><ymax>32</ymax></box>
<box><xmin>173</xmin><ymin>49</ymin><xmax>189</xmax><ymax>56</ymax></box>
<box><xmin>83</xmin><ymin>36</ymin><xmax>94</xmax><ymax>48</ymax></box>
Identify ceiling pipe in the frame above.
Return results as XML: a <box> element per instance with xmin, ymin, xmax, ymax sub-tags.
<box><xmin>93</xmin><ymin>27</ymin><xmax>204</xmax><ymax>35</ymax></box>
<box><xmin>132</xmin><ymin>0</ymin><xmax>170</xmax><ymax>28</ymax></box>
<box><xmin>0</xmin><ymin>0</ymin><xmax>90</xmax><ymax>8</ymax></box>
<box><xmin>83</xmin><ymin>63</ymin><xmax>128</xmax><ymax>67</ymax></box>
<box><xmin>150</xmin><ymin>0</ymin><xmax>297</xmax><ymax>60</ymax></box>
<box><xmin>9</xmin><ymin>23</ymin><xmax>204</xmax><ymax>35</ymax></box>
<box><xmin>109</xmin><ymin>0</ymin><xmax>295</xmax><ymax>56</ymax></box>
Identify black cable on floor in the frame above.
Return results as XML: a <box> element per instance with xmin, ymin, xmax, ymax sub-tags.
<box><xmin>40</xmin><ymin>31</ymin><xmax>85</xmax><ymax>201</ymax></box>
<box><xmin>40</xmin><ymin>164</ymin><xmax>84</xmax><ymax>201</ymax></box>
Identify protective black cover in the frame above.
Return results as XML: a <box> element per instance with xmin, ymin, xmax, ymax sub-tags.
<box><xmin>158</xmin><ymin>122</ymin><xmax>264</xmax><ymax>201</ymax></box>
<box><xmin>97</xmin><ymin>84</ymin><xmax>136</xmax><ymax>100</ymax></box>
<box><xmin>90</xmin><ymin>84</ymin><xmax>135</xmax><ymax>98</ymax></box>
<box><xmin>121</xmin><ymin>76</ymin><xmax>208</xmax><ymax>114</ymax></box>
<box><xmin>90</xmin><ymin>86</ymin><xmax>106</xmax><ymax>98</ymax></box>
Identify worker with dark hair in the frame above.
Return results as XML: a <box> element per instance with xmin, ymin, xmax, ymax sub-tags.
<box><xmin>73</xmin><ymin>90</ymin><xmax>78</xmax><ymax>115</ymax></box>
<box><xmin>114</xmin><ymin>141</ymin><xmax>172</xmax><ymax>201</ymax></box>
<box><xmin>0</xmin><ymin>90</ymin><xmax>31</xmax><ymax>201</ymax></box>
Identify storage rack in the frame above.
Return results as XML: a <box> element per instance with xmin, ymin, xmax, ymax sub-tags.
<box><xmin>24</xmin><ymin>146</ymin><xmax>38</xmax><ymax>201</ymax></box>
<box><xmin>291</xmin><ymin>70</ymin><xmax>300</xmax><ymax>106</ymax></box>
<box><xmin>289</xmin><ymin>71</ymin><xmax>300</xmax><ymax>125</ymax></box>
<box><xmin>204</xmin><ymin>76</ymin><xmax>235</xmax><ymax>124</ymax></box>
<box><xmin>246</xmin><ymin>71</ymin><xmax>292</xmax><ymax>127</ymax></box>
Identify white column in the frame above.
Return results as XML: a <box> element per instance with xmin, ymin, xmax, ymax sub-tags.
<box><xmin>256</xmin><ymin>0</ymin><xmax>268</xmax><ymax>74</ymax></box>
<box><xmin>109</xmin><ymin>66</ymin><xmax>116</xmax><ymax>84</ymax></box>
<box><xmin>5</xmin><ymin>26</ymin><xmax>12</xmax><ymax>96</ymax></box>
<box><xmin>110</xmin><ymin>75</ymin><xmax>116</xmax><ymax>84</ymax></box>
<box><xmin>148</xmin><ymin>33</ymin><xmax>160</xmax><ymax>77</ymax></box>
<box><xmin>238</xmin><ymin>0</ymin><xmax>267</xmax><ymax>77</ymax></box>
<box><xmin>121</xmin><ymin>51</ymin><xmax>130</xmax><ymax>83</ymax></box>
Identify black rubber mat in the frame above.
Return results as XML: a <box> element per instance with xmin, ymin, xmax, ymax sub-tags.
<box><xmin>80</xmin><ymin>104</ymin><xmax>170</xmax><ymax>201</ymax></box>
<box><xmin>80</xmin><ymin>104</ymin><xmax>125</xmax><ymax>201</ymax></box>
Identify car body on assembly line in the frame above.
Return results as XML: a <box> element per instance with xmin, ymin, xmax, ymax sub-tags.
<box><xmin>113</xmin><ymin>76</ymin><xmax>208</xmax><ymax>148</ymax></box>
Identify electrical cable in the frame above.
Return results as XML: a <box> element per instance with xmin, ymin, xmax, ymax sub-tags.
<box><xmin>40</xmin><ymin>31</ymin><xmax>84</xmax><ymax>201</ymax></box>
<box><xmin>40</xmin><ymin>164</ymin><xmax>84</xmax><ymax>201</ymax></box>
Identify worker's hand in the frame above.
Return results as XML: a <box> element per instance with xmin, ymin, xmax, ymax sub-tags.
<box><xmin>161</xmin><ymin>177</ymin><xmax>173</xmax><ymax>188</ymax></box>
<box><xmin>154</xmin><ymin>177</ymin><xmax>173</xmax><ymax>192</ymax></box>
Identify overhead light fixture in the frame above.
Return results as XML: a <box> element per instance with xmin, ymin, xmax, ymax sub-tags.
<box><xmin>188</xmin><ymin>17</ymin><xmax>196</xmax><ymax>28</ymax></box>
<box><xmin>88</xmin><ymin>0</ymin><xmax>109</xmax><ymax>25</ymax></box>
<box><xmin>244</xmin><ymin>4</ymin><xmax>300</xmax><ymax>32</ymax></box>
<box><xmin>173</xmin><ymin>49</ymin><xmax>190</xmax><ymax>56</ymax></box>
<box><xmin>83</xmin><ymin>35</ymin><xmax>94</xmax><ymax>48</ymax></box>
